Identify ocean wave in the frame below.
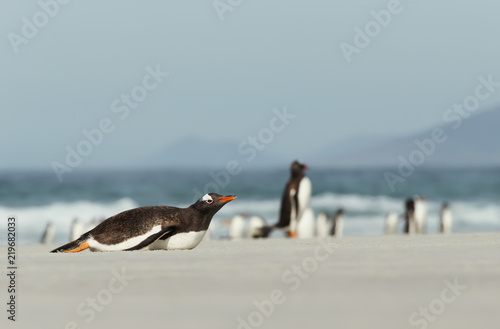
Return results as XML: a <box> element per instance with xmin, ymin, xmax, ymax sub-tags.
<box><xmin>0</xmin><ymin>193</ymin><xmax>498</xmax><ymax>245</ymax></box>
<box><xmin>311</xmin><ymin>192</ymin><xmax>403</xmax><ymax>213</ymax></box>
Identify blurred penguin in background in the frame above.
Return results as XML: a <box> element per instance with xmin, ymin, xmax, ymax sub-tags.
<box><xmin>246</xmin><ymin>216</ymin><xmax>267</xmax><ymax>239</ymax></box>
<box><xmin>70</xmin><ymin>218</ymin><xmax>85</xmax><ymax>241</ymax></box>
<box><xmin>440</xmin><ymin>202</ymin><xmax>453</xmax><ymax>234</ymax></box>
<box><xmin>228</xmin><ymin>214</ymin><xmax>267</xmax><ymax>239</ymax></box>
<box><xmin>404</xmin><ymin>198</ymin><xmax>416</xmax><ymax>234</ymax></box>
<box><xmin>385</xmin><ymin>212</ymin><xmax>398</xmax><ymax>235</ymax></box>
<box><xmin>316</xmin><ymin>212</ymin><xmax>332</xmax><ymax>238</ymax></box>
<box><xmin>414</xmin><ymin>195</ymin><xmax>427</xmax><ymax>234</ymax></box>
<box><xmin>330</xmin><ymin>208</ymin><xmax>345</xmax><ymax>238</ymax></box>
<box><xmin>264</xmin><ymin>161</ymin><xmax>312</xmax><ymax>238</ymax></box>
<box><xmin>41</xmin><ymin>221</ymin><xmax>56</xmax><ymax>244</ymax></box>
<box><xmin>229</xmin><ymin>214</ymin><xmax>247</xmax><ymax>240</ymax></box>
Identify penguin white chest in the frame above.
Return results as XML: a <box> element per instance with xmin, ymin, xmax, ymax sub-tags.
<box><xmin>147</xmin><ymin>231</ymin><xmax>207</xmax><ymax>250</ymax></box>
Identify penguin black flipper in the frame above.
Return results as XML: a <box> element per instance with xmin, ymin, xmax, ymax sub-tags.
<box><xmin>124</xmin><ymin>226</ymin><xmax>178</xmax><ymax>251</ymax></box>
<box><xmin>275</xmin><ymin>182</ymin><xmax>293</xmax><ymax>228</ymax></box>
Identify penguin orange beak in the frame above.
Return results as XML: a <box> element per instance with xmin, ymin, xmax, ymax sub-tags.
<box><xmin>219</xmin><ymin>195</ymin><xmax>237</xmax><ymax>202</ymax></box>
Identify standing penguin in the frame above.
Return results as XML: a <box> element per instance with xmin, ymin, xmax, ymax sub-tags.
<box><xmin>329</xmin><ymin>208</ymin><xmax>345</xmax><ymax>238</ymax></box>
<box><xmin>246</xmin><ymin>216</ymin><xmax>267</xmax><ymax>239</ymax></box>
<box><xmin>41</xmin><ymin>221</ymin><xmax>56</xmax><ymax>245</ymax></box>
<box><xmin>404</xmin><ymin>198</ymin><xmax>416</xmax><ymax>234</ymax></box>
<box><xmin>229</xmin><ymin>214</ymin><xmax>247</xmax><ymax>240</ymax></box>
<box><xmin>440</xmin><ymin>202</ymin><xmax>452</xmax><ymax>234</ymax></box>
<box><xmin>70</xmin><ymin>218</ymin><xmax>85</xmax><ymax>241</ymax></box>
<box><xmin>385</xmin><ymin>212</ymin><xmax>398</xmax><ymax>235</ymax></box>
<box><xmin>414</xmin><ymin>195</ymin><xmax>427</xmax><ymax>234</ymax></box>
<box><xmin>276</xmin><ymin>161</ymin><xmax>312</xmax><ymax>238</ymax></box>
<box><xmin>316</xmin><ymin>212</ymin><xmax>332</xmax><ymax>238</ymax></box>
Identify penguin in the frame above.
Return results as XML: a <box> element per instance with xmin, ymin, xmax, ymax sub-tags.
<box><xmin>229</xmin><ymin>214</ymin><xmax>247</xmax><ymax>240</ymax></box>
<box><xmin>330</xmin><ymin>208</ymin><xmax>345</xmax><ymax>238</ymax></box>
<box><xmin>51</xmin><ymin>193</ymin><xmax>236</xmax><ymax>253</ymax></box>
<box><xmin>404</xmin><ymin>198</ymin><xmax>416</xmax><ymax>234</ymax></box>
<box><xmin>70</xmin><ymin>218</ymin><xmax>85</xmax><ymax>241</ymax></box>
<box><xmin>246</xmin><ymin>216</ymin><xmax>267</xmax><ymax>239</ymax></box>
<box><xmin>414</xmin><ymin>195</ymin><xmax>427</xmax><ymax>234</ymax></box>
<box><xmin>273</xmin><ymin>161</ymin><xmax>312</xmax><ymax>238</ymax></box>
<box><xmin>297</xmin><ymin>207</ymin><xmax>315</xmax><ymax>239</ymax></box>
<box><xmin>440</xmin><ymin>202</ymin><xmax>452</xmax><ymax>234</ymax></box>
<box><xmin>385</xmin><ymin>212</ymin><xmax>398</xmax><ymax>235</ymax></box>
<box><xmin>41</xmin><ymin>221</ymin><xmax>56</xmax><ymax>245</ymax></box>
<box><xmin>315</xmin><ymin>212</ymin><xmax>332</xmax><ymax>238</ymax></box>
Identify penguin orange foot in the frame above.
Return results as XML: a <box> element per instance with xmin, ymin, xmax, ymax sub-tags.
<box><xmin>64</xmin><ymin>242</ymin><xmax>90</xmax><ymax>253</ymax></box>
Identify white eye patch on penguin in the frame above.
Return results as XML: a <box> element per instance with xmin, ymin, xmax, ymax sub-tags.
<box><xmin>201</xmin><ymin>194</ymin><xmax>213</xmax><ymax>203</ymax></box>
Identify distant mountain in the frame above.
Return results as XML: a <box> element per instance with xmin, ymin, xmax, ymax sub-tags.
<box><xmin>147</xmin><ymin>107</ymin><xmax>500</xmax><ymax>169</ymax></box>
<box><xmin>311</xmin><ymin>107</ymin><xmax>500</xmax><ymax>167</ymax></box>
<box><xmin>310</xmin><ymin>134</ymin><xmax>394</xmax><ymax>163</ymax></box>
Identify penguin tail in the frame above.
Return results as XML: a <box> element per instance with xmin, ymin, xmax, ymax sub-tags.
<box><xmin>50</xmin><ymin>233</ymin><xmax>91</xmax><ymax>253</ymax></box>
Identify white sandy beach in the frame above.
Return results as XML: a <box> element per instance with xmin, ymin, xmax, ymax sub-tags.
<box><xmin>2</xmin><ymin>233</ymin><xmax>500</xmax><ymax>329</ymax></box>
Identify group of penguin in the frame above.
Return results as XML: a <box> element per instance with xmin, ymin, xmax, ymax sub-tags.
<box><xmin>46</xmin><ymin>161</ymin><xmax>324</xmax><ymax>252</ymax></box>
<box><xmin>224</xmin><ymin>161</ymin><xmax>454</xmax><ymax>240</ymax></box>
<box><xmin>385</xmin><ymin>197</ymin><xmax>453</xmax><ymax>235</ymax></box>
<box><xmin>47</xmin><ymin>160</ymin><xmax>453</xmax><ymax>253</ymax></box>
<box><xmin>224</xmin><ymin>161</ymin><xmax>344</xmax><ymax>240</ymax></box>
<box><xmin>226</xmin><ymin>208</ymin><xmax>345</xmax><ymax>240</ymax></box>
<box><xmin>41</xmin><ymin>217</ymin><xmax>102</xmax><ymax>245</ymax></box>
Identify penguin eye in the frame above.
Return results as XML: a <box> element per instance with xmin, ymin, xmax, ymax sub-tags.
<box><xmin>206</xmin><ymin>199</ymin><xmax>213</xmax><ymax>204</ymax></box>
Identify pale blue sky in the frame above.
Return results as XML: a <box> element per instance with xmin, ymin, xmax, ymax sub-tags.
<box><xmin>1</xmin><ymin>0</ymin><xmax>500</xmax><ymax>169</ymax></box>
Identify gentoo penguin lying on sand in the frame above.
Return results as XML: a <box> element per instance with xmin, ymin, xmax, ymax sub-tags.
<box><xmin>51</xmin><ymin>193</ymin><xmax>236</xmax><ymax>253</ymax></box>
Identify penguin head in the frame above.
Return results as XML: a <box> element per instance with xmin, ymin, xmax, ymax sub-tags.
<box><xmin>291</xmin><ymin>160</ymin><xmax>308</xmax><ymax>176</ymax></box>
<box><xmin>192</xmin><ymin>193</ymin><xmax>237</xmax><ymax>216</ymax></box>
<box><xmin>405</xmin><ymin>198</ymin><xmax>415</xmax><ymax>211</ymax></box>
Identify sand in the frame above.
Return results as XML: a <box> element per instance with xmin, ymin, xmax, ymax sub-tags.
<box><xmin>2</xmin><ymin>233</ymin><xmax>500</xmax><ymax>329</ymax></box>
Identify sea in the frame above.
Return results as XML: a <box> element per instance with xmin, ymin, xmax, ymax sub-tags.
<box><xmin>1</xmin><ymin>167</ymin><xmax>499</xmax><ymax>245</ymax></box>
